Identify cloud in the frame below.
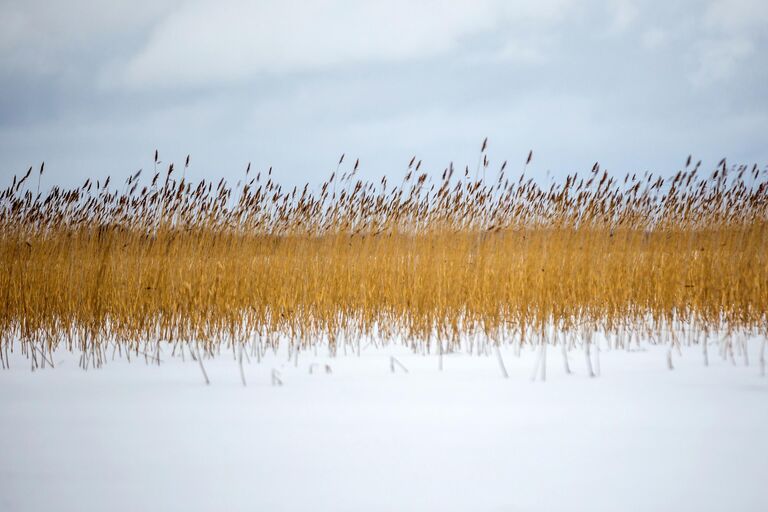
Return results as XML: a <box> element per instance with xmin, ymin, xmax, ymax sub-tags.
<box><xmin>1</xmin><ymin>0</ymin><xmax>766</xmax><ymax>187</ymax></box>
<box><xmin>641</xmin><ymin>28</ymin><xmax>666</xmax><ymax>49</ymax></box>
<box><xmin>117</xmin><ymin>0</ymin><xmax>574</xmax><ymax>88</ymax></box>
<box><xmin>496</xmin><ymin>39</ymin><xmax>550</xmax><ymax>64</ymax></box>
<box><xmin>606</xmin><ymin>0</ymin><xmax>639</xmax><ymax>35</ymax></box>
<box><xmin>0</xmin><ymin>0</ymin><xmax>181</xmax><ymax>75</ymax></box>
<box><xmin>685</xmin><ymin>0</ymin><xmax>767</xmax><ymax>86</ymax></box>
<box><xmin>691</xmin><ymin>37</ymin><xmax>754</xmax><ymax>86</ymax></box>
<box><xmin>703</xmin><ymin>0</ymin><xmax>768</xmax><ymax>33</ymax></box>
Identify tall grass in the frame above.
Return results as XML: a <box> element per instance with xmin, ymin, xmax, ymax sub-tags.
<box><xmin>1</xmin><ymin>152</ymin><xmax>766</xmax><ymax>373</ymax></box>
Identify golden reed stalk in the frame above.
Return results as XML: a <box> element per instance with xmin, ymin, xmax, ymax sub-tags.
<box><xmin>1</xmin><ymin>155</ymin><xmax>766</xmax><ymax>370</ymax></box>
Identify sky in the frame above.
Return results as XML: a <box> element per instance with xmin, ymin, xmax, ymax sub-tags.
<box><xmin>1</xmin><ymin>0</ymin><xmax>767</xmax><ymax>189</ymax></box>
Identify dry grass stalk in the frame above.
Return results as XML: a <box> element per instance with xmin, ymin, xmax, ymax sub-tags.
<box><xmin>0</xmin><ymin>154</ymin><xmax>766</xmax><ymax>372</ymax></box>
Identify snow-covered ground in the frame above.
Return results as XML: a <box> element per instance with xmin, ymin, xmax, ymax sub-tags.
<box><xmin>1</xmin><ymin>342</ymin><xmax>766</xmax><ymax>512</ymax></box>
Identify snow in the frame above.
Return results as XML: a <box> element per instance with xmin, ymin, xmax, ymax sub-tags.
<box><xmin>1</xmin><ymin>342</ymin><xmax>766</xmax><ymax>512</ymax></box>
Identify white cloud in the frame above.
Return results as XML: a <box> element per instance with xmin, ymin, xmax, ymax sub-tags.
<box><xmin>118</xmin><ymin>0</ymin><xmax>574</xmax><ymax>88</ymax></box>
<box><xmin>606</xmin><ymin>0</ymin><xmax>639</xmax><ymax>35</ymax></box>
<box><xmin>691</xmin><ymin>37</ymin><xmax>754</xmax><ymax>86</ymax></box>
<box><xmin>684</xmin><ymin>0</ymin><xmax>767</xmax><ymax>87</ymax></box>
<box><xmin>703</xmin><ymin>0</ymin><xmax>768</xmax><ymax>33</ymax></box>
<box><xmin>0</xmin><ymin>0</ymin><xmax>181</xmax><ymax>74</ymax></box>
<box><xmin>496</xmin><ymin>39</ymin><xmax>550</xmax><ymax>64</ymax></box>
<box><xmin>641</xmin><ymin>28</ymin><xmax>666</xmax><ymax>50</ymax></box>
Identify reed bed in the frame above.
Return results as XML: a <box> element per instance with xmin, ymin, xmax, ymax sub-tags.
<box><xmin>1</xmin><ymin>149</ymin><xmax>767</xmax><ymax>376</ymax></box>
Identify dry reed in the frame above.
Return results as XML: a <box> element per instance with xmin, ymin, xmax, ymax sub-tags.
<box><xmin>1</xmin><ymin>150</ymin><xmax>766</xmax><ymax>373</ymax></box>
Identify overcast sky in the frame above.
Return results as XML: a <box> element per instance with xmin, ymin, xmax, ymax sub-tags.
<box><xmin>1</xmin><ymin>0</ymin><xmax>766</xmax><ymax>189</ymax></box>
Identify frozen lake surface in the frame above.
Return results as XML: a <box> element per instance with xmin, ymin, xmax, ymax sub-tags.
<box><xmin>1</xmin><ymin>342</ymin><xmax>766</xmax><ymax>511</ymax></box>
